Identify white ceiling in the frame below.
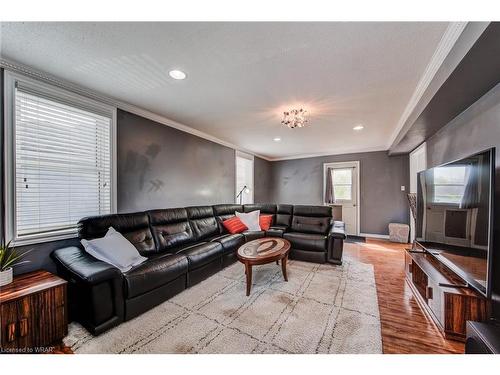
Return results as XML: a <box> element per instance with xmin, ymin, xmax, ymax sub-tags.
<box><xmin>0</xmin><ymin>22</ymin><xmax>450</xmax><ymax>159</ymax></box>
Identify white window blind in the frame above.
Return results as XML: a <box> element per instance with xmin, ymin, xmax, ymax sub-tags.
<box><xmin>13</xmin><ymin>85</ymin><xmax>113</xmax><ymax>240</ymax></box>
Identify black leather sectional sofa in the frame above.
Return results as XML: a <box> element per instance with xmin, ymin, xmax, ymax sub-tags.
<box><xmin>52</xmin><ymin>203</ymin><xmax>346</xmax><ymax>335</ymax></box>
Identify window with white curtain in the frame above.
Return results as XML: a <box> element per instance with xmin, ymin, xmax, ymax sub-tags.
<box><xmin>5</xmin><ymin>72</ymin><xmax>116</xmax><ymax>245</ymax></box>
<box><xmin>235</xmin><ymin>151</ymin><xmax>254</xmax><ymax>204</ymax></box>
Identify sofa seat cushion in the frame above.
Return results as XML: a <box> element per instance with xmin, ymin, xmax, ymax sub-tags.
<box><xmin>266</xmin><ymin>228</ymin><xmax>284</xmax><ymax>238</ymax></box>
<box><xmin>123</xmin><ymin>253</ymin><xmax>188</xmax><ymax>298</ymax></box>
<box><xmin>270</xmin><ymin>225</ymin><xmax>288</xmax><ymax>232</ymax></box>
<box><xmin>209</xmin><ymin>234</ymin><xmax>245</xmax><ymax>254</ymax></box>
<box><xmin>283</xmin><ymin>232</ymin><xmax>328</xmax><ymax>252</ymax></box>
<box><xmin>176</xmin><ymin>242</ymin><xmax>223</xmax><ymax>270</ymax></box>
<box><xmin>242</xmin><ymin>230</ymin><xmax>266</xmax><ymax>242</ymax></box>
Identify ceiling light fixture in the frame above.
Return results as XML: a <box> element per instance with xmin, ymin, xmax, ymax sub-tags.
<box><xmin>273</xmin><ymin>137</ymin><xmax>282</xmax><ymax>142</ymax></box>
<box><xmin>169</xmin><ymin>70</ymin><xmax>187</xmax><ymax>80</ymax></box>
<box><xmin>353</xmin><ymin>125</ymin><xmax>364</xmax><ymax>131</ymax></box>
<box><xmin>281</xmin><ymin>108</ymin><xmax>308</xmax><ymax>129</ymax></box>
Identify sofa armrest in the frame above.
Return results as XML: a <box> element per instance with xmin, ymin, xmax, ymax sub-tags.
<box><xmin>51</xmin><ymin>246</ymin><xmax>124</xmax><ymax>335</ymax></box>
<box><xmin>328</xmin><ymin>220</ymin><xmax>347</xmax><ymax>240</ymax></box>
<box><xmin>327</xmin><ymin>221</ymin><xmax>346</xmax><ymax>264</ymax></box>
<box><xmin>52</xmin><ymin>246</ymin><xmax>121</xmax><ymax>285</ymax></box>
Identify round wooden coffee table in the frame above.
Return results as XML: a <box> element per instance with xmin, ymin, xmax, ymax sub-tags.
<box><xmin>237</xmin><ymin>237</ymin><xmax>291</xmax><ymax>296</ymax></box>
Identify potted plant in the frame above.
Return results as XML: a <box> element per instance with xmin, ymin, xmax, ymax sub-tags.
<box><xmin>0</xmin><ymin>242</ymin><xmax>31</xmax><ymax>287</ymax></box>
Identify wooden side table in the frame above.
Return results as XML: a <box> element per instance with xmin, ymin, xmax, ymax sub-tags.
<box><xmin>0</xmin><ymin>270</ymin><xmax>67</xmax><ymax>353</ymax></box>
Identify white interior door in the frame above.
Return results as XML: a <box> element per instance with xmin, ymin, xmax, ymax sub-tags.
<box><xmin>409</xmin><ymin>143</ymin><xmax>427</xmax><ymax>242</ymax></box>
<box><xmin>324</xmin><ymin>161</ymin><xmax>359</xmax><ymax>236</ymax></box>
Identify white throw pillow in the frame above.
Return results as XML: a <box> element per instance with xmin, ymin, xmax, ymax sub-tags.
<box><xmin>236</xmin><ymin>210</ymin><xmax>261</xmax><ymax>231</ymax></box>
<box><xmin>81</xmin><ymin>227</ymin><xmax>147</xmax><ymax>272</ymax></box>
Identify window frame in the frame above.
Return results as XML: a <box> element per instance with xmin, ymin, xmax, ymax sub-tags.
<box><xmin>4</xmin><ymin>71</ymin><xmax>117</xmax><ymax>246</ymax></box>
<box><xmin>235</xmin><ymin>150</ymin><xmax>254</xmax><ymax>205</ymax></box>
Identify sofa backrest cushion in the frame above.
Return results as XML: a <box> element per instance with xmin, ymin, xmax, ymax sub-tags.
<box><xmin>291</xmin><ymin>205</ymin><xmax>332</xmax><ymax>234</ymax></box>
<box><xmin>78</xmin><ymin>212</ymin><xmax>156</xmax><ymax>255</ymax></box>
<box><xmin>243</xmin><ymin>204</ymin><xmax>277</xmax><ymax>215</ymax></box>
<box><xmin>275</xmin><ymin>204</ymin><xmax>293</xmax><ymax>227</ymax></box>
<box><xmin>147</xmin><ymin>208</ymin><xmax>194</xmax><ymax>253</ymax></box>
<box><xmin>213</xmin><ymin>204</ymin><xmax>244</xmax><ymax>233</ymax></box>
<box><xmin>186</xmin><ymin>206</ymin><xmax>218</xmax><ymax>241</ymax></box>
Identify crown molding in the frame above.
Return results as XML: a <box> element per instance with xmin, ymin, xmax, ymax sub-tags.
<box><xmin>0</xmin><ymin>57</ymin><xmax>273</xmax><ymax>161</ymax></box>
<box><xmin>265</xmin><ymin>145</ymin><xmax>388</xmax><ymax>161</ymax></box>
<box><xmin>386</xmin><ymin>22</ymin><xmax>468</xmax><ymax>149</ymax></box>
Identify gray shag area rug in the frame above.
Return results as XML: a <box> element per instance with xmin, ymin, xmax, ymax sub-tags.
<box><xmin>64</xmin><ymin>259</ymin><xmax>382</xmax><ymax>354</ymax></box>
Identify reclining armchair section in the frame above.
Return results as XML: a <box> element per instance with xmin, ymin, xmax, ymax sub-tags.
<box><xmin>51</xmin><ymin>203</ymin><xmax>346</xmax><ymax>335</ymax></box>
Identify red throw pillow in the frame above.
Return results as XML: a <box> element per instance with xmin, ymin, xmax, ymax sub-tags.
<box><xmin>222</xmin><ymin>216</ymin><xmax>248</xmax><ymax>234</ymax></box>
<box><xmin>259</xmin><ymin>215</ymin><xmax>273</xmax><ymax>231</ymax></box>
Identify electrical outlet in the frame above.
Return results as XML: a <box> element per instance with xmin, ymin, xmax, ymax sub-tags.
<box><xmin>401</xmin><ymin>186</ymin><xmax>406</xmax><ymax>191</ymax></box>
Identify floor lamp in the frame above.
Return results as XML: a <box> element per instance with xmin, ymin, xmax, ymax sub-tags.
<box><xmin>236</xmin><ymin>185</ymin><xmax>250</xmax><ymax>205</ymax></box>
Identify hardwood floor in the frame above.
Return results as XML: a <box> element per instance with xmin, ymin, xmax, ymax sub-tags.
<box><xmin>49</xmin><ymin>343</ymin><xmax>73</xmax><ymax>354</ymax></box>
<box><xmin>344</xmin><ymin>238</ymin><xmax>464</xmax><ymax>354</ymax></box>
<box><xmin>52</xmin><ymin>238</ymin><xmax>464</xmax><ymax>354</ymax></box>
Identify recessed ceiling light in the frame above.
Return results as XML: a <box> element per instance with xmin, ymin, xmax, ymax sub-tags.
<box><xmin>169</xmin><ymin>70</ymin><xmax>187</xmax><ymax>80</ymax></box>
<box><xmin>273</xmin><ymin>137</ymin><xmax>282</xmax><ymax>142</ymax></box>
<box><xmin>353</xmin><ymin>125</ymin><xmax>364</xmax><ymax>131</ymax></box>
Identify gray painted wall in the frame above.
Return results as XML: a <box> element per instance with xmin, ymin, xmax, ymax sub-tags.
<box><xmin>254</xmin><ymin>156</ymin><xmax>273</xmax><ymax>203</ymax></box>
<box><xmin>425</xmin><ymin>83</ymin><xmax>500</xmax><ymax>168</ymax></box>
<box><xmin>118</xmin><ymin>110</ymin><xmax>236</xmax><ymax>212</ymax></box>
<box><xmin>425</xmin><ymin>83</ymin><xmax>500</xmax><ymax>318</ymax></box>
<box><xmin>270</xmin><ymin>151</ymin><xmax>410</xmax><ymax>235</ymax></box>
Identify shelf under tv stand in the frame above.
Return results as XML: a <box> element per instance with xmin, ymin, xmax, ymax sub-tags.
<box><xmin>404</xmin><ymin>244</ymin><xmax>489</xmax><ymax>342</ymax></box>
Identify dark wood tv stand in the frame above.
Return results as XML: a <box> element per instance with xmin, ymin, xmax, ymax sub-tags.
<box><xmin>404</xmin><ymin>244</ymin><xmax>489</xmax><ymax>342</ymax></box>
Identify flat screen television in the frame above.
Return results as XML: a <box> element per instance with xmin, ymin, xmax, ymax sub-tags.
<box><xmin>416</xmin><ymin>148</ymin><xmax>495</xmax><ymax>297</ymax></box>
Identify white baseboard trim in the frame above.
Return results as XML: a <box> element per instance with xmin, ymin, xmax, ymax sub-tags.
<box><xmin>359</xmin><ymin>232</ymin><xmax>390</xmax><ymax>240</ymax></box>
